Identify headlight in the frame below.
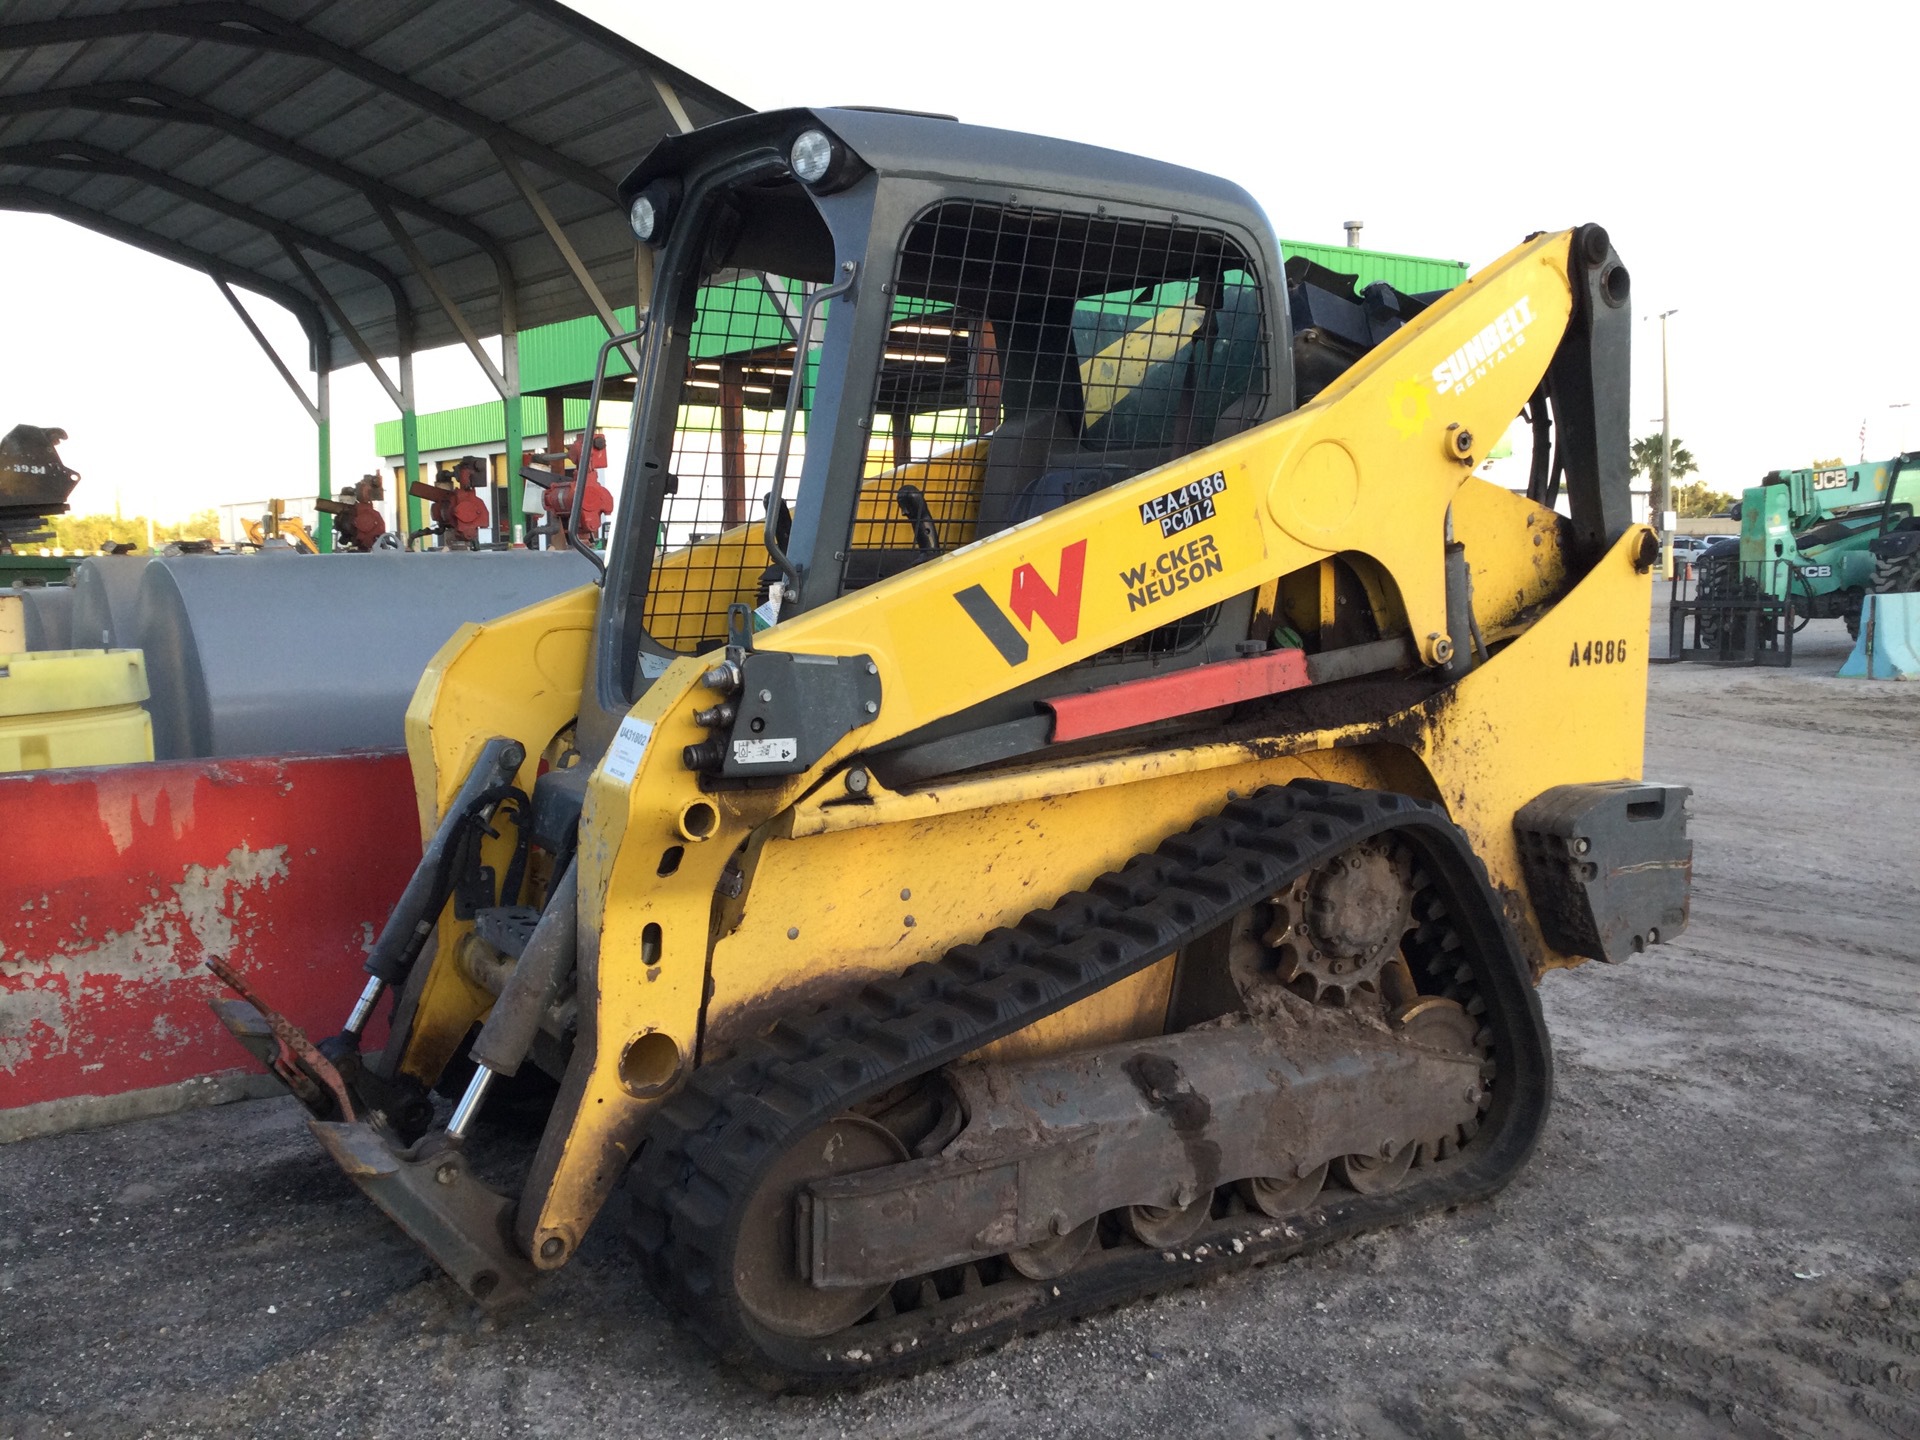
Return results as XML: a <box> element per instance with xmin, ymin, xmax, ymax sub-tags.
<box><xmin>628</xmin><ymin>193</ymin><xmax>657</xmax><ymax>242</ymax></box>
<box><xmin>790</xmin><ymin>129</ymin><xmax>835</xmax><ymax>185</ymax></box>
<box><xmin>626</xmin><ymin>180</ymin><xmax>680</xmax><ymax>247</ymax></box>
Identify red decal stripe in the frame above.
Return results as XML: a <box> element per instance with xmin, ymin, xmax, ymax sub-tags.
<box><xmin>1044</xmin><ymin>648</ymin><xmax>1311</xmax><ymax>744</ymax></box>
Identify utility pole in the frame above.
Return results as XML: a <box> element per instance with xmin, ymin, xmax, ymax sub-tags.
<box><xmin>1658</xmin><ymin>309</ymin><xmax>1678</xmax><ymax>574</ymax></box>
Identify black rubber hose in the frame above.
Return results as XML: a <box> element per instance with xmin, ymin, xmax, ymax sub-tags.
<box><xmin>1525</xmin><ymin>385</ymin><xmax>1553</xmax><ymax>505</ymax></box>
<box><xmin>363</xmin><ymin>736</ymin><xmax>526</xmax><ymax>987</ymax></box>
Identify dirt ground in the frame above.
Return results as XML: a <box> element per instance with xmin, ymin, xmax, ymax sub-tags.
<box><xmin>3</xmin><ymin>595</ymin><xmax>1917</xmax><ymax>1439</ymax></box>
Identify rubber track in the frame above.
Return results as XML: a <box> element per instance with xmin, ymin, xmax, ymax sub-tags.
<box><xmin>625</xmin><ymin>780</ymin><xmax>1552</xmax><ymax>1387</ymax></box>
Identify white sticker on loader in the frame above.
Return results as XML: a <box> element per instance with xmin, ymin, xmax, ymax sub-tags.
<box><xmin>732</xmin><ymin>736</ymin><xmax>798</xmax><ymax>765</ymax></box>
<box><xmin>603</xmin><ymin>717</ymin><xmax>655</xmax><ymax>784</ymax></box>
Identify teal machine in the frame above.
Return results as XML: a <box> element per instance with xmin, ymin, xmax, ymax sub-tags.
<box><xmin>1686</xmin><ymin>454</ymin><xmax>1918</xmax><ymax>657</ymax></box>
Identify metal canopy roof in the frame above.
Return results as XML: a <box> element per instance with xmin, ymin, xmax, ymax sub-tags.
<box><xmin>0</xmin><ymin>0</ymin><xmax>745</xmax><ymax>371</ymax></box>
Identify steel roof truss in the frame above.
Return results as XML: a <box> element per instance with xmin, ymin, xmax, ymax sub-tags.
<box><xmin>0</xmin><ymin>82</ymin><xmax>518</xmax><ymax>293</ymax></box>
<box><xmin>373</xmin><ymin>197</ymin><xmax>509</xmax><ymax>399</ymax></box>
<box><xmin>646</xmin><ymin>71</ymin><xmax>694</xmax><ymax>134</ymax></box>
<box><xmin>213</xmin><ymin>274</ymin><xmax>322</xmax><ymax>423</ymax></box>
<box><xmin>490</xmin><ymin>137</ymin><xmax>637</xmax><ymax>368</ymax></box>
<box><xmin>0</xmin><ymin>139</ymin><xmax>411</xmax><ymax>322</ymax></box>
<box><xmin>280</xmin><ymin>238</ymin><xmax>409</xmax><ymax>413</ymax></box>
<box><xmin>0</xmin><ymin>182</ymin><xmax>326</xmax><ymax>360</ymax></box>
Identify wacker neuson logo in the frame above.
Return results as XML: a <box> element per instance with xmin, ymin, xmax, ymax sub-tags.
<box><xmin>1431</xmin><ymin>295</ymin><xmax>1535</xmax><ymax>396</ymax></box>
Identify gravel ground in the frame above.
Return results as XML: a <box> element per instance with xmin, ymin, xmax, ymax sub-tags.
<box><xmin>3</xmin><ymin>598</ymin><xmax>1916</xmax><ymax>1439</ymax></box>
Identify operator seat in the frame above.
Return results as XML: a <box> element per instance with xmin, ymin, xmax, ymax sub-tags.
<box><xmin>973</xmin><ymin>411</ymin><xmax>1079</xmax><ymax>540</ymax></box>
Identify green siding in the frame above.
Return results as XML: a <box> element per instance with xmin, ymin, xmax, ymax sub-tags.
<box><xmin>690</xmin><ymin>277</ymin><xmax>802</xmax><ymax>359</ymax></box>
<box><xmin>374</xmin><ymin>398</ymin><xmax>593</xmax><ymax>458</ymax></box>
<box><xmin>517</xmin><ymin>309</ymin><xmax>639</xmax><ymax>393</ymax></box>
<box><xmin>516</xmin><ymin>279</ymin><xmax>802</xmax><ymax>392</ymax></box>
<box><xmin>1278</xmin><ymin>240</ymin><xmax>1467</xmax><ymax>295</ymax></box>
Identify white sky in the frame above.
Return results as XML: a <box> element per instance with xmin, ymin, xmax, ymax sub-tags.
<box><xmin>4</xmin><ymin>0</ymin><xmax>1915</xmax><ymax>522</ymax></box>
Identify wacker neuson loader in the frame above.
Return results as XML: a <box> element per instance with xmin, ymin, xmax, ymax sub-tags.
<box><xmin>212</xmin><ymin>108</ymin><xmax>1692</xmax><ymax>1386</ymax></box>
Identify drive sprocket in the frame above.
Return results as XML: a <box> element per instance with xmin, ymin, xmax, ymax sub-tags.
<box><xmin>1260</xmin><ymin>838</ymin><xmax>1418</xmax><ymax>1006</ymax></box>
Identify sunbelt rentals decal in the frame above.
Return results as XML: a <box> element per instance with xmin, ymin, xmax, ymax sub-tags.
<box><xmin>1431</xmin><ymin>295</ymin><xmax>1536</xmax><ymax>396</ymax></box>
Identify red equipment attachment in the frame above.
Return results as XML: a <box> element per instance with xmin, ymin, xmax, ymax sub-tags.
<box><xmin>409</xmin><ymin>457</ymin><xmax>491</xmax><ymax>548</ymax></box>
<box><xmin>542</xmin><ymin>432</ymin><xmax>614</xmax><ymax>541</ymax></box>
<box><xmin>316</xmin><ymin>474</ymin><xmax>389</xmax><ymax>552</ymax></box>
<box><xmin>346</xmin><ymin>504</ymin><xmax>388</xmax><ymax>551</ymax></box>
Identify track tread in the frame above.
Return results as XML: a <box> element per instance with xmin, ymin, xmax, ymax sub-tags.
<box><xmin>624</xmin><ymin>779</ymin><xmax>1551</xmax><ymax>1387</ymax></box>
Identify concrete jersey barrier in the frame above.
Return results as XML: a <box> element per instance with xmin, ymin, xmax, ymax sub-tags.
<box><xmin>1839</xmin><ymin>592</ymin><xmax>1920</xmax><ymax>680</ymax></box>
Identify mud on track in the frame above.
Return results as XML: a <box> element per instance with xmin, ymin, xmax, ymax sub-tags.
<box><xmin>2</xmin><ymin>603</ymin><xmax>1916</xmax><ymax>1439</ymax></box>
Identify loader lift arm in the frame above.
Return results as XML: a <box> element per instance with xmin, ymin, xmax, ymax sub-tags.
<box><xmin>674</xmin><ymin>226</ymin><xmax>1630</xmax><ymax>771</ymax></box>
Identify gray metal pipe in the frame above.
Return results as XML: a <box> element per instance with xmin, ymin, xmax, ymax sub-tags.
<box><xmin>69</xmin><ymin>556</ymin><xmax>148</xmax><ymax>648</ymax></box>
<box><xmin>14</xmin><ymin>582</ymin><xmax>73</xmax><ymax>651</ymax></box>
<box><xmin>134</xmin><ymin>551</ymin><xmax>596</xmax><ymax>760</ymax></box>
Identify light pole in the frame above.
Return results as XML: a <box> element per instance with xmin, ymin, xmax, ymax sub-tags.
<box><xmin>1657</xmin><ymin>309</ymin><xmax>1678</xmax><ymax>534</ymax></box>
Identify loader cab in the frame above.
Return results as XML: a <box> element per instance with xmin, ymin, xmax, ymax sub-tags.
<box><xmin>589</xmin><ymin>108</ymin><xmax>1288</xmax><ymax>745</ymax></box>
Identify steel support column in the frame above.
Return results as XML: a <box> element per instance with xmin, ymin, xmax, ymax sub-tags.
<box><xmin>504</xmin><ymin>330</ymin><xmax>523</xmax><ymax>545</ymax></box>
<box><xmin>371</xmin><ymin>198</ymin><xmax>525</xmax><ymax>544</ymax></box>
<box><xmin>401</xmin><ymin>350</ymin><xmax>422</xmax><ymax>538</ymax></box>
<box><xmin>316</xmin><ymin>364</ymin><xmax>333</xmax><ymax>552</ymax></box>
<box><xmin>212</xmin><ymin>275</ymin><xmax>333</xmax><ymax>551</ymax></box>
<box><xmin>278</xmin><ymin>240</ymin><xmax>420</xmax><ymax>544</ymax></box>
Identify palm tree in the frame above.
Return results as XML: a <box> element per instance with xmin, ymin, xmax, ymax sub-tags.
<box><xmin>1629</xmin><ymin>435</ymin><xmax>1698</xmax><ymax>483</ymax></box>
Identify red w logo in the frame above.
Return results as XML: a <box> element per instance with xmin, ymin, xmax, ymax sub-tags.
<box><xmin>1009</xmin><ymin>540</ymin><xmax>1087</xmax><ymax>643</ymax></box>
<box><xmin>953</xmin><ymin>539</ymin><xmax>1089</xmax><ymax>665</ymax></box>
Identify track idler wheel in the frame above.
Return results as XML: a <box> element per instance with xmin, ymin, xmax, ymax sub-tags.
<box><xmin>733</xmin><ymin>1115</ymin><xmax>906</xmax><ymax>1337</ymax></box>
<box><xmin>1007</xmin><ymin>1217</ymin><xmax>1097</xmax><ymax>1279</ymax></box>
<box><xmin>1122</xmin><ymin>1193</ymin><xmax>1212</xmax><ymax>1249</ymax></box>
<box><xmin>1236</xmin><ymin>1161</ymin><xmax>1330</xmax><ymax>1219</ymax></box>
<box><xmin>1333</xmin><ymin>1144</ymin><xmax>1416</xmax><ymax>1196</ymax></box>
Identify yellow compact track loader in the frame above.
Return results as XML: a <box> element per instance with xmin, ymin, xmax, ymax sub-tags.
<box><xmin>214</xmin><ymin>107</ymin><xmax>1692</xmax><ymax>1386</ymax></box>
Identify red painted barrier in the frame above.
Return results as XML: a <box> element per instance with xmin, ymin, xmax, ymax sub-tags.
<box><xmin>0</xmin><ymin>753</ymin><xmax>420</xmax><ymax>1128</ymax></box>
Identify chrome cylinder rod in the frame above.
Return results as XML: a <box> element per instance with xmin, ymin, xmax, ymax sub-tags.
<box><xmin>343</xmin><ymin>975</ymin><xmax>386</xmax><ymax>1038</ymax></box>
<box><xmin>446</xmin><ymin>1064</ymin><xmax>498</xmax><ymax>1142</ymax></box>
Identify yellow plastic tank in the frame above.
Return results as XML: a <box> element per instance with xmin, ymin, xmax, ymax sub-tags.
<box><xmin>0</xmin><ymin>648</ymin><xmax>154</xmax><ymax>773</ymax></box>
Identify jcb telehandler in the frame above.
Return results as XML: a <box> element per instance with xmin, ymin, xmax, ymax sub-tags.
<box><xmin>1692</xmin><ymin>453</ymin><xmax>1920</xmax><ymax>642</ymax></box>
<box><xmin>213</xmin><ymin>108</ymin><xmax>1692</xmax><ymax>1386</ymax></box>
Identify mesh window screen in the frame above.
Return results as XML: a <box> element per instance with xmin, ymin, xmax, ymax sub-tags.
<box><xmin>843</xmin><ymin>200</ymin><xmax>1269</xmax><ymax>660</ymax></box>
<box><xmin>642</xmin><ymin>270</ymin><xmax>817</xmax><ymax>653</ymax></box>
